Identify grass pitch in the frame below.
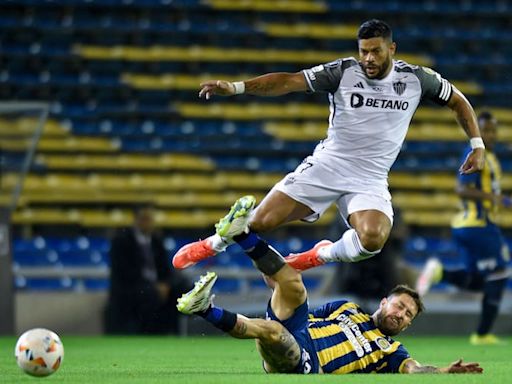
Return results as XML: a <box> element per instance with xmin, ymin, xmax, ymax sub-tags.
<box><xmin>1</xmin><ymin>335</ymin><xmax>510</xmax><ymax>383</ymax></box>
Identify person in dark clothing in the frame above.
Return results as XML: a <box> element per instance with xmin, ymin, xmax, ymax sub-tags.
<box><xmin>105</xmin><ymin>204</ymin><xmax>189</xmax><ymax>334</ymax></box>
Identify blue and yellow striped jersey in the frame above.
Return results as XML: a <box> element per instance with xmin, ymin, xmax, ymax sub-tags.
<box><xmin>307</xmin><ymin>300</ymin><xmax>411</xmax><ymax>373</ymax></box>
<box><xmin>452</xmin><ymin>147</ymin><xmax>502</xmax><ymax>228</ymax></box>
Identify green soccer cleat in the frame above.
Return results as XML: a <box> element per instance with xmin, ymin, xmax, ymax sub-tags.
<box><xmin>177</xmin><ymin>272</ymin><xmax>218</xmax><ymax>315</ymax></box>
<box><xmin>469</xmin><ymin>333</ymin><xmax>506</xmax><ymax>346</ymax></box>
<box><xmin>215</xmin><ymin>195</ymin><xmax>256</xmax><ymax>238</ymax></box>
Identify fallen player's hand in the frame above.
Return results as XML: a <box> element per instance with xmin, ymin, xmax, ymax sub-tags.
<box><xmin>445</xmin><ymin>358</ymin><xmax>483</xmax><ymax>374</ymax></box>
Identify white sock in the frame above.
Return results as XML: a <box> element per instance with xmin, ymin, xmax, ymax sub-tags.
<box><xmin>320</xmin><ymin>229</ymin><xmax>380</xmax><ymax>263</ymax></box>
<box><xmin>208</xmin><ymin>233</ymin><xmax>233</xmax><ymax>253</ymax></box>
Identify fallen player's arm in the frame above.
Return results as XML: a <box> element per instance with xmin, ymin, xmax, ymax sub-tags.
<box><xmin>402</xmin><ymin>358</ymin><xmax>483</xmax><ymax>374</ymax></box>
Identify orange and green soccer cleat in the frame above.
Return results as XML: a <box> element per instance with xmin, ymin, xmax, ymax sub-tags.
<box><xmin>285</xmin><ymin>240</ymin><xmax>333</xmax><ymax>271</ymax></box>
<box><xmin>172</xmin><ymin>238</ymin><xmax>217</xmax><ymax>269</ymax></box>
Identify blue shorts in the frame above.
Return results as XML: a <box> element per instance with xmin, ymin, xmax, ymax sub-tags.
<box><xmin>452</xmin><ymin>223</ymin><xmax>509</xmax><ymax>274</ymax></box>
<box><xmin>265</xmin><ymin>300</ymin><xmax>320</xmax><ymax>374</ymax></box>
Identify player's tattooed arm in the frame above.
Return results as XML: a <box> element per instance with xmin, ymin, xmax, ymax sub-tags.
<box><xmin>403</xmin><ymin>359</ymin><xmax>483</xmax><ymax>374</ymax></box>
<box><xmin>244</xmin><ymin>72</ymin><xmax>308</xmax><ymax>96</ymax></box>
<box><xmin>230</xmin><ymin>319</ymin><xmax>248</xmax><ymax>337</ymax></box>
<box><xmin>447</xmin><ymin>86</ymin><xmax>480</xmax><ymax>140</ymax></box>
<box><xmin>447</xmin><ymin>86</ymin><xmax>485</xmax><ymax>173</ymax></box>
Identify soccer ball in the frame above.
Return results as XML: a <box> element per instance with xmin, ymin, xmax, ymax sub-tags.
<box><xmin>14</xmin><ymin>328</ymin><xmax>64</xmax><ymax>377</ymax></box>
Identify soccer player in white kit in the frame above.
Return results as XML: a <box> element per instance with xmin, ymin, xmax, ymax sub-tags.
<box><xmin>173</xmin><ymin>19</ymin><xmax>485</xmax><ymax>273</ymax></box>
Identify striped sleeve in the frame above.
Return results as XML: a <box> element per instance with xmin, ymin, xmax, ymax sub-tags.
<box><xmin>309</xmin><ymin>300</ymin><xmax>349</xmax><ymax>319</ymax></box>
<box><xmin>302</xmin><ymin>58</ymin><xmax>356</xmax><ymax>93</ymax></box>
<box><xmin>414</xmin><ymin>66</ymin><xmax>453</xmax><ymax>105</ymax></box>
<box><xmin>386</xmin><ymin>344</ymin><xmax>411</xmax><ymax>373</ymax></box>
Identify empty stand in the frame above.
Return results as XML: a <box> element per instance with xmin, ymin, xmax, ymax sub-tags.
<box><xmin>2</xmin><ymin>0</ymin><xmax>511</xmax><ymax>293</ymax></box>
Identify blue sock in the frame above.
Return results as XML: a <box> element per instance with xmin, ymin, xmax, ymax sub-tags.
<box><xmin>234</xmin><ymin>231</ymin><xmax>270</xmax><ymax>260</ymax></box>
<box><xmin>234</xmin><ymin>231</ymin><xmax>261</xmax><ymax>252</ymax></box>
<box><xmin>233</xmin><ymin>231</ymin><xmax>285</xmax><ymax>275</ymax></box>
<box><xmin>198</xmin><ymin>306</ymin><xmax>237</xmax><ymax>332</ymax></box>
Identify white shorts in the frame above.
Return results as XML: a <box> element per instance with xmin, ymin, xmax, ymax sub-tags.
<box><xmin>273</xmin><ymin>159</ymin><xmax>394</xmax><ymax>225</ymax></box>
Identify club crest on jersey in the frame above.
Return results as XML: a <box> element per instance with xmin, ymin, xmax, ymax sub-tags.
<box><xmin>393</xmin><ymin>81</ymin><xmax>407</xmax><ymax>95</ymax></box>
<box><xmin>375</xmin><ymin>337</ymin><xmax>392</xmax><ymax>351</ymax></box>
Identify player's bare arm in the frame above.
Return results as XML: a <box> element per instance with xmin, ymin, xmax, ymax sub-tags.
<box><xmin>456</xmin><ymin>184</ymin><xmax>511</xmax><ymax>207</ymax></box>
<box><xmin>199</xmin><ymin>72</ymin><xmax>307</xmax><ymax>99</ymax></box>
<box><xmin>403</xmin><ymin>358</ymin><xmax>483</xmax><ymax>374</ymax></box>
<box><xmin>227</xmin><ymin>315</ymin><xmax>301</xmax><ymax>373</ymax></box>
<box><xmin>446</xmin><ymin>86</ymin><xmax>485</xmax><ymax>174</ymax></box>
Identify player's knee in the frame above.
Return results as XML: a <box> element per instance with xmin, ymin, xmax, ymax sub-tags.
<box><xmin>357</xmin><ymin>226</ymin><xmax>388</xmax><ymax>251</ymax></box>
<box><xmin>261</xmin><ymin>321</ymin><xmax>285</xmax><ymax>344</ymax></box>
<box><xmin>278</xmin><ymin>274</ymin><xmax>307</xmax><ymax>304</ymax></box>
<box><xmin>249</xmin><ymin>211</ymin><xmax>280</xmax><ymax>233</ymax></box>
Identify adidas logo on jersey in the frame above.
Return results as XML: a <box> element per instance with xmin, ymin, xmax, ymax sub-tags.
<box><xmin>353</xmin><ymin>82</ymin><xmax>365</xmax><ymax>88</ymax></box>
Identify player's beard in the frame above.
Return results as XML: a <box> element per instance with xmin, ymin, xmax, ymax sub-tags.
<box><xmin>363</xmin><ymin>54</ymin><xmax>392</xmax><ymax>79</ymax></box>
<box><xmin>376</xmin><ymin>311</ymin><xmax>401</xmax><ymax>336</ymax></box>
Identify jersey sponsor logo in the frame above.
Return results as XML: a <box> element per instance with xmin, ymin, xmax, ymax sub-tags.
<box><xmin>392</xmin><ymin>81</ymin><xmax>407</xmax><ymax>95</ymax></box>
<box><xmin>353</xmin><ymin>82</ymin><xmax>365</xmax><ymax>89</ymax></box>
<box><xmin>336</xmin><ymin>314</ymin><xmax>372</xmax><ymax>357</ymax></box>
<box><xmin>350</xmin><ymin>93</ymin><xmax>409</xmax><ymax>110</ymax></box>
<box><xmin>375</xmin><ymin>337</ymin><xmax>392</xmax><ymax>352</ymax></box>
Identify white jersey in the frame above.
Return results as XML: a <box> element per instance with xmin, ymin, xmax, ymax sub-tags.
<box><xmin>302</xmin><ymin>58</ymin><xmax>453</xmax><ymax>187</ymax></box>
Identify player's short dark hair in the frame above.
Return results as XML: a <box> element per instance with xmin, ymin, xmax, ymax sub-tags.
<box><xmin>358</xmin><ymin>19</ymin><xmax>393</xmax><ymax>41</ymax></box>
<box><xmin>387</xmin><ymin>284</ymin><xmax>425</xmax><ymax>317</ymax></box>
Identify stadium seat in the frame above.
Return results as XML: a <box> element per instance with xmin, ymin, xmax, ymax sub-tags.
<box><xmin>4</xmin><ymin>0</ymin><xmax>512</xmax><ymax>294</ymax></box>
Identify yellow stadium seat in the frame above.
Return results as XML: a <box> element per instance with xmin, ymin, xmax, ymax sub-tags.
<box><xmin>0</xmin><ymin>118</ymin><xmax>68</xmax><ymax>137</ymax></box>
<box><xmin>402</xmin><ymin>211</ymin><xmax>454</xmax><ymax>226</ymax></box>
<box><xmin>393</xmin><ymin>192</ymin><xmax>459</xmax><ymax>210</ymax></box>
<box><xmin>76</xmin><ymin>45</ymin><xmax>432</xmax><ymax>66</ymax></box>
<box><xmin>389</xmin><ymin>173</ymin><xmax>456</xmax><ymax>190</ymax></box>
<box><xmin>36</xmin><ymin>154</ymin><xmax>214</xmax><ymax>171</ymax></box>
<box><xmin>38</xmin><ymin>137</ymin><xmax>118</xmax><ymax>152</ymax></box>
<box><xmin>206</xmin><ymin>0</ymin><xmax>327</xmax><ymax>13</ymax></box>
<box><xmin>263</xmin><ymin>23</ymin><xmax>358</xmax><ymax>39</ymax></box>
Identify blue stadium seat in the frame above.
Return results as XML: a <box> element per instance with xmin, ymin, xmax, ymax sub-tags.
<box><xmin>14</xmin><ymin>249</ymin><xmax>60</xmax><ymax>267</ymax></box>
<box><xmin>16</xmin><ymin>277</ymin><xmax>76</xmax><ymax>291</ymax></box>
<box><xmin>58</xmin><ymin>249</ymin><xmax>108</xmax><ymax>267</ymax></box>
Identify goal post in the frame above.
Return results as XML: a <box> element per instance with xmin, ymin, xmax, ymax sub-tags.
<box><xmin>0</xmin><ymin>102</ymin><xmax>48</xmax><ymax>335</ymax></box>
